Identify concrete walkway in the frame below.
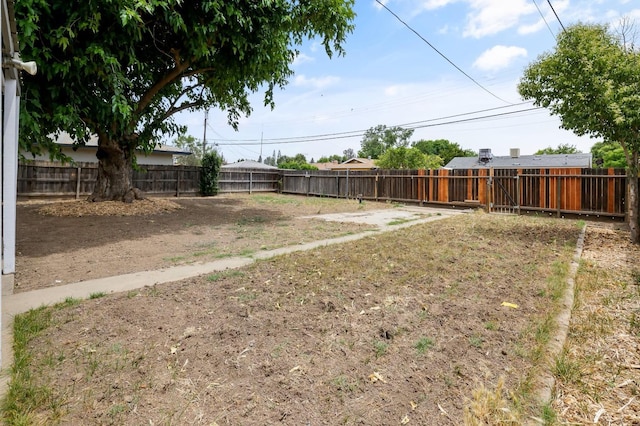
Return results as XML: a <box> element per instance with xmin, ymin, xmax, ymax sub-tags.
<box><xmin>0</xmin><ymin>206</ymin><xmax>468</xmax><ymax>391</ymax></box>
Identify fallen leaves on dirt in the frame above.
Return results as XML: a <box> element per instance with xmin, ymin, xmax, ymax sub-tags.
<box><xmin>552</xmin><ymin>224</ymin><xmax>640</xmax><ymax>425</ymax></box>
<box><xmin>36</xmin><ymin>197</ymin><xmax>183</xmax><ymax>217</ymax></box>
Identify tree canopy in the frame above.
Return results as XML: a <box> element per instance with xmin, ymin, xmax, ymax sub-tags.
<box><xmin>590</xmin><ymin>141</ymin><xmax>626</xmax><ymax>168</ymax></box>
<box><xmin>357</xmin><ymin>125</ymin><xmax>413</xmax><ymax>159</ymax></box>
<box><xmin>376</xmin><ymin>147</ymin><xmax>441</xmax><ymax>170</ymax></box>
<box><xmin>411</xmin><ymin>139</ymin><xmax>475</xmax><ymax>165</ymax></box>
<box><xmin>172</xmin><ymin>135</ymin><xmax>204</xmax><ymax>166</ymax></box>
<box><xmin>519</xmin><ymin>23</ymin><xmax>640</xmax><ymax>242</ymax></box>
<box><xmin>534</xmin><ymin>143</ymin><xmax>581</xmax><ymax>155</ymax></box>
<box><xmin>16</xmin><ymin>0</ymin><xmax>355</xmax><ymax>201</ymax></box>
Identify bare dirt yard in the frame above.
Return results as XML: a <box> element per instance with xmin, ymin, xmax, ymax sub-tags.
<box><xmin>14</xmin><ymin>194</ymin><xmax>392</xmax><ymax>293</ymax></box>
<box><xmin>5</xmin><ymin>193</ymin><xmax>635</xmax><ymax>425</ymax></box>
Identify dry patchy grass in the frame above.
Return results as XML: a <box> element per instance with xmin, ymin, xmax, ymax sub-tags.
<box><xmin>3</xmin><ymin>212</ymin><xmax>583</xmax><ymax>425</ymax></box>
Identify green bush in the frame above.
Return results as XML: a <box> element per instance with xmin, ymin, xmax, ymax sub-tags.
<box><xmin>200</xmin><ymin>151</ymin><xmax>223</xmax><ymax>196</ymax></box>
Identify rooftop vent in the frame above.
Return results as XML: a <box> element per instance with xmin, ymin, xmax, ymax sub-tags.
<box><xmin>478</xmin><ymin>148</ymin><xmax>493</xmax><ymax>163</ymax></box>
<box><xmin>510</xmin><ymin>148</ymin><xmax>520</xmax><ymax>158</ymax></box>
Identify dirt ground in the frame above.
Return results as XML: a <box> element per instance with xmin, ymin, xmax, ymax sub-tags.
<box><xmin>8</xmin><ymin>194</ymin><xmax>592</xmax><ymax>425</ymax></box>
<box><xmin>15</xmin><ymin>194</ymin><xmax>392</xmax><ymax>293</ymax></box>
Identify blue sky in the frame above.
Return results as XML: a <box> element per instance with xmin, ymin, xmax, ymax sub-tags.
<box><xmin>175</xmin><ymin>0</ymin><xmax>640</xmax><ymax>163</ymax></box>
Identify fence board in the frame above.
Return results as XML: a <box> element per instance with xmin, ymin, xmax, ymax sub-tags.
<box><xmin>16</xmin><ymin>163</ymin><xmax>631</xmax><ymax>219</ymax></box>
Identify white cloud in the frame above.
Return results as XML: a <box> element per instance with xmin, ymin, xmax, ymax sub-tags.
<box><xmin>421</xmin><ymin>0</ymin><xmax>458</xmax><ymax>10</ymax></box>
<box><xmin>472</xmin><ymin>45</ymin><xmax>527</xmax><ymax>72</ymax></box>
<box><xmin>463</xmin><ymin>0</ymin><xmax>537</xmax><ymax>38</ymax></box>
<box><xmin>293</xmin><ymin>53</ymin><xmax>314</xmax><ymax>66</ymax></box>
<box><xmin>293</xmin><ymin>75</ymin><xmax>340</xmax><ymax>89</ymax></box>
<box><xmin>518</xmin><ymin>19</ymin><xmax>548</xmax><ymax>36</ymax></box>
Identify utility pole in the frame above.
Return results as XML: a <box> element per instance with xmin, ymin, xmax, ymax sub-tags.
<box><xmin>202</xmin><ymin>110</ymin><xmax>208</xmax><ymax>164</ymax></box>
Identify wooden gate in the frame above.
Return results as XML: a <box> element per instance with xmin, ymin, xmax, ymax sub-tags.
<box><xmin>489</xmin><ymin>169</ymin><xmax>519</xmax><ymax>214</ymax></box>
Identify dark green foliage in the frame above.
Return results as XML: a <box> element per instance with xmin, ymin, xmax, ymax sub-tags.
<box><xmin>535</xmin><ymin>144</ymin><xmax>581</xmax><ymax>155</ymax></box>
<box><xmin>358</xmin><ymin>125</ymin><xmax>414</xmax><ymax>159</ymax></box>
<box><xmin>411</xmin><ymin>139</ymin><xmax>475</xmax><ymax>165</ymax></box>
<box><xmin>200</xmin><ymin>151</ymin><xmax>223</xmax><ymax>196</ymax></box>
<box><xmin>590</xmin><ymin>141</ymin><xmax>626</xmax><ymax>168</ymax></box>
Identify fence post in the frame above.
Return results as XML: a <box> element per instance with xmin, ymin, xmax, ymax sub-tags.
<box><xmin>176</xmin><ymin>168</ymin><xmax>181</xmax><ymax>197</ymax></box>
<box><xmin>556</xmin><ymin>175</ymin><xmax>562</xmax><ymax>218</ymax></box>
<box><xmin>249</xmin><ymin>171</ymin><xmax>253</xmax><ymax>194</ymax></box>
<box><xmin>515</xmin><ymin>173</ymin><xmax>521</xmax><ymax>215</ymax></box>
<box><xmin>346</xmin><ymin>169</ymin><xmax>349</xmax><ymax>199</ymax></box>
<box><xmin>75</xmin><ymin>166</ymin><xmax>82</xmax><ymax>199</ymax></box>
<box><xmin>487</xmin><ymin>168</ymin><xmax>494</xmax><ymax>213</ymax></box>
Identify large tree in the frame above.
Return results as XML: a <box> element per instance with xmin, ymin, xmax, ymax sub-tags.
<box><xmin>376</xmin><ymin>146</ymin><xmax>441</xmax><ymax>170</ymax></box>
<box><xmin>411</xmin><ymin>139</ymin><xmax>475</xmax><ymax>165</ymax></box>
<box><xmin>357</xmin><ymin>125</ymin><xmax>413</xmax><ymax>159</ymax></box>
<box><xmin>519</xmin><ymin>23</ymin><xmax>640</xmax><ymax>242</ymax></box>
<box><xmin>16</xmin><ymin>0</ymin><xmax>355</xmax><ymax>202</ymax></box>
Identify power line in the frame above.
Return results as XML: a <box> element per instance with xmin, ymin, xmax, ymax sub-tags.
<box><xmin>210</xmin><ymin>102</ymin><xmax>534</xmax><ymax>143</ymax></box>
<box><xmin>532</xmin><ymin>0</ymin><xmax>556</xmax><ymax>40</ymax></box>
<box><xmin>375</xmin><ymin>0</ymin><xmax>513</xmax><ymax>105</ymax></box>
<box><xmin>546</xmin><ymin>0</ymin><xmax>566</xmax><ymax>32</ymax></box>
<box><xmin>213</xmin><ymin>106</ymin><xmax>542</xmax><ymax>146</ymax></box>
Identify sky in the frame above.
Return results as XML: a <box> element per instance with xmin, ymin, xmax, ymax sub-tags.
<box><xmin>173</xmin><ymin>0</ymin><xmax>640</xmax><ymax>164</ymax></box>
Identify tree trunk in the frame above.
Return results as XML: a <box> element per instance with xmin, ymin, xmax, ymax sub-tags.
<box><xmin>628</xmin><ymin>167</ymin><xmax>639</xmax><ymax>244</ymax></box>
<box><xmin>88</xmin><ymin>136</ymin><xmax>144</xmax><ymax>203</ymax></box>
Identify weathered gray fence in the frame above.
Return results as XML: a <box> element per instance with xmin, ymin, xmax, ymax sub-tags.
<box><xmin>218</xmin><ymin>169</ymin><xmax>280</xmax><ymax>193</ymax></box>
<box><xmin>18</xmin><ymin>162</ymin><xmax>201</xmax><ymax>198</ymax></box>
<box><xmin>17</xmin><ymin>162</ymin><xmax>279</xmax><ymax>198</ymax></box>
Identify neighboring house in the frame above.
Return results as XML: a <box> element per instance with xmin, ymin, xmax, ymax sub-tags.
<box><xmin>221</xmin><ymin>160</ymin><xmax>279</xmax><ymax>170</ymax></box>
<box><xmin>444</xmin><ymin>148</ymin><xmax>592</xmax><ymax>169</ymax></box>
<box><xmin>22</xmin><ymin>133</ymin><xmax>191</xmax><ymax>166</ymax></box>
<box><xmin>310</xmin><ymin>158</ymin><xmax>378</xmax><ymax>171</ymax></box>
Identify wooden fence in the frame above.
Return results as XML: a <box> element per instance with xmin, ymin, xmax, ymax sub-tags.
<box><xmin>16</xmin><ymin>162</ymin><xmax>629</xmax><ymax>219</ymax></box>
<box><xmin>18</xmin><ymin>162</ymin><xmax>201</xmax><ymax>198</ymax></box>
<box><xmin>17</xmin><ymin>162</ymin><xmax>279</xmax><ymax>198</ymax></box>
<box><xmin>280</xmin><ymin>168</ymin><xmax>628</xmax><ymax>219</ymax></box>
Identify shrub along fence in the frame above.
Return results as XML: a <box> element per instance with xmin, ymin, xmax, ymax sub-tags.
<box><xmin>17</xmin><ymin>162</ymin><xmax>628</xmax><ymax>220</ymax></box>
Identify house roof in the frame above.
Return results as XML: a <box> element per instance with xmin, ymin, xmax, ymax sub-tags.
<box><xmin>55</xmin><ymin>132</ymin><xmax>191</xmax><ymax>156</ymax></box>
<box><xmin>221</xmin><ymin>160</ymin><xmax>279</xmax><ymax>170</ymax></box>
<box><xmin>310</xmin><ymin>158</ymin><xmax>377</xmax><ymax>170</ymax></box>
<box><xmin>444</xmin><ymin>153</ymin><xmax>593</xmax><ymax>169</ymax></box>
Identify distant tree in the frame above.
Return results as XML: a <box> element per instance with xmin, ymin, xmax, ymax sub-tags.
<box><xmin>277</xmin><ymin>153</ymin><xmax>316</xmax><ymax>170</ymax></box>
<box><xmin>591</xmin><ymin>141</ymin><xmax>626</xmax><ymax>168</ymax></box>
<box><xmin>535</xmin><ymin>143</ymin><xmax>581</xmax><ymax>155</ymax></box>
<box><xmin>279</xmin><ymin>162</ymin><xmax>318</xmax><ymax>170</ymax></box>
<box><xmin>358</xmin><ymin>125</ymin><xmax>414</xmax><ymax>159</ymax></box>
<box><xmin>411</xmin><ymin>139</ymin><xmax>475</xmax><ymax>165</ymax></box>
<box><xmin>343</xmin><ymin>148</ymin><xmax>356</xmax><ymax>159</ymax></box>
<box><xmin>173</xmin><ymin>135</ymin><xmax>203</xmax><ymax>166</ymax></box>
<box><xmin>376</xmin><ymin>147</ymin><xmax>441</xmax><ymax>169</ymax></box>
<box><xmin>264</xmin><ymin>155</ymin><xmax>277</xmax><ymax>167</ymax></box>
<box><xmin>519</xmin><ymin>23</ymin><xmax>640</xmax><ymax>242</ymax></box>
<box><xmin>318</xmin><ymin>154</ymin><xmax>346</xmax><ymax>163</ymax></box>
